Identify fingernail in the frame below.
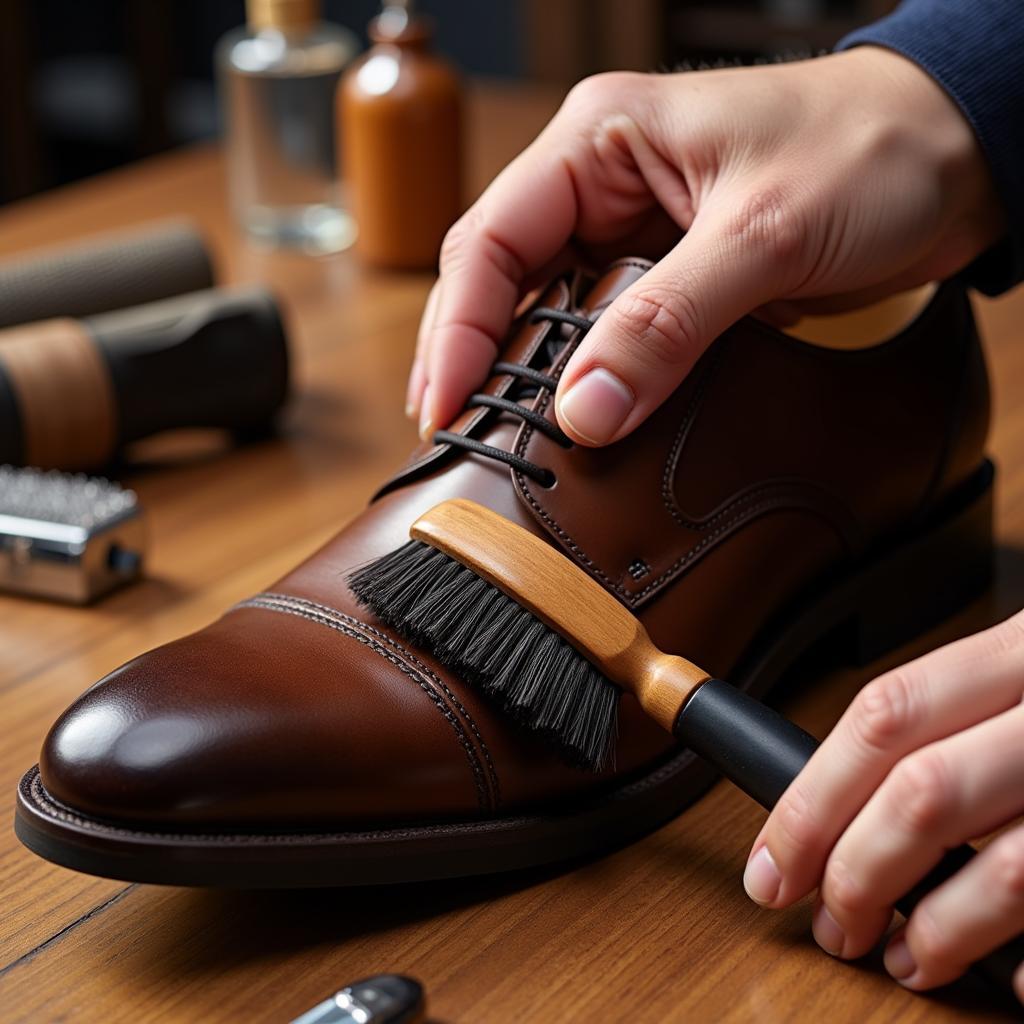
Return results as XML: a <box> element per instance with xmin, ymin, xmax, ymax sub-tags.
<box><xmin>743</xmin><ymin>846</ymin><xmax>781</xmax><ymax>906</ymax></box>
<box><xmin>406</xmin><ymin>360</ymin><xmax>424</xmax><ymax>419</ymax></box>
<box><xmin>418</xmin><ymin>389</ymin><xmax>434</xmax><ymax>443</ymax></box>
<box><xmin>884</xmin><ymin>936</ymin><xmax>917</xmax><ymax>982</ymax></box>
<box><xmin>557</xmin><ymin>368</ymin><xmax>634</xmax><ymax>445</ymax></box>
<box><xmin>812</xmin><ymin>903</ymin><xmax>846</xmax><ymax>957</ymax></box>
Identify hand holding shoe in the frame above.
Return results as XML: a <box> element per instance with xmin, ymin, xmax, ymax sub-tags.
<box><xmin>409</xmin><ymin>47</ymin><xmax>1003</xmax><ymax>446</ymax></box>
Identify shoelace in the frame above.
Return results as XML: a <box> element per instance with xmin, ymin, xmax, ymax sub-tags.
<box><xmin>432</xmin><ymin>307</ymin><xmax>593</xmax><ymax>486</ymax></box>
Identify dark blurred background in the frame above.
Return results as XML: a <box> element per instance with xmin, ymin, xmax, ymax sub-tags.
<box><xmin>0</xmin><ymin>0</ymin><xmax>896</xmax><ymax>206</ymax></box>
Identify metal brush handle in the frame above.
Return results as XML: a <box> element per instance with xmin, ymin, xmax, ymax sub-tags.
<box><xmin>674</xmin><ymin>678</ymin><xmax>1024</xmax><ymax>996</ymax></box>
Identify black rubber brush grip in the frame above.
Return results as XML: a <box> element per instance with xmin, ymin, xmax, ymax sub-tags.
<box><xmin>674</xmin><ymin>677</ymin><xmax>818</xmax><ymax>807</ymax></box>
<box><xmin>674</xmin><ymin>678</ymin><xmax>1024</xmax><ymax>996</ymax></box>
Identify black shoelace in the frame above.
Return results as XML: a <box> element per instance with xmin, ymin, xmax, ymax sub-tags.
<box><xmin>432</xmin><ymin>307</ymin><xmax>593</xmax><ymax>487</ymax></box>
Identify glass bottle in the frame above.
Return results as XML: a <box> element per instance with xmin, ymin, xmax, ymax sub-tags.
<box><xmin>217</xmin><ymin>0</ymin><xmax>359</xmax><ymax>254</ymax></box>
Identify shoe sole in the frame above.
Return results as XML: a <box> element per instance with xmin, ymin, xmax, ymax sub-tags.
<box><xmin>14</xmin><ymin>461</ymin><xmax>995</xmax><ymax>888</ymax></box>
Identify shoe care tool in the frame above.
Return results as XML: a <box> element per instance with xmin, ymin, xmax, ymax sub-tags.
<box><xmin>218</xmin><ymin>0</ymin><xmax>358</xmax><ymax>253</ymax></box>
<box><xmin>0</xmin><ymin>221</ymin><xmax>214</xmax><ymax>329</ymax></box>
<box><xmin>349</xmin><ymin>498</ymin><xmax>1024</xmax><ymax>996</ymax></box>
<box><xmin>0</xmin><ymin>465</ymin><xmax>144</xmax><ymax>603</ymax></box>
<box><xmin>0</xmin><ymin>287</ymin><xmax>289</xmax><ymax>471</ymax></box>
<box><xmin>289</xmin><ymin>975</ymin><xmax>425</xmax><ymax>1024</ymax></box>
<box><xmin>340</xmin><ymin>0</ymin><xmax>462</xmax><ymax>269</ymax></box>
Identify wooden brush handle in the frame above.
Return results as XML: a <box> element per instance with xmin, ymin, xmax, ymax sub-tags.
<box><xmin>674</xmin><ymin>679</ymin><xmax>1024</xmax><ymax>996</ymax></box>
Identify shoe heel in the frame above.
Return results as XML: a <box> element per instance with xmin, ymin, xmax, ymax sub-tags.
<box><xmin>851</xmin><ymin>461</ymin><xmax>995</xmax><ymax>666</ymax></box>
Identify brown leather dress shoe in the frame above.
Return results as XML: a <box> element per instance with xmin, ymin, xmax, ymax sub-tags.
<box><xmin>16</xmin><ymin>260</ymin><xmax>994</xmax><ymax>886</ymax></box>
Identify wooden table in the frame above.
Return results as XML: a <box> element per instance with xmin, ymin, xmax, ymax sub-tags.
<box><xmin>1</xmin><ymin>83</ymin><xmax>1023</xmax><ymax>1024</ymax></box>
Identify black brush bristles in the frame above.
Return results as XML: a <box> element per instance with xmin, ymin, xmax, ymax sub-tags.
<box><xmin>348</xmin><ymin>540</ymin><xmax>619</xmax><ymax>771</ymax></box>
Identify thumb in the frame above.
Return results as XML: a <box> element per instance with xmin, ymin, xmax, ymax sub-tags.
<box><xmin>555</xmin><ymin>205</ymin><xmax>792</xmax><ymax>446</ymax></box>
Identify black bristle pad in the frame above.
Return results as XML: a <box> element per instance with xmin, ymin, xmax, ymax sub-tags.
<box><xmin>348</xmin><ymin>541</ymin><xmax>620</xmax><ymax>771</ymax></box>
<box><xmin>0</xmin><ymin>223</ymin><xmax>213</xmax><ymax>330</ymax></box>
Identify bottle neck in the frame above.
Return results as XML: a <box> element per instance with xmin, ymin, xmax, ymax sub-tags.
<box><xmin>246</xmin><ymin>0</ymin><xmax>318</xmax><ymax>33</ymax></box>
<box><xmin>369</xmin><ymin>4</ymin><xmax>433</xmax><ymax>52</ymax></box>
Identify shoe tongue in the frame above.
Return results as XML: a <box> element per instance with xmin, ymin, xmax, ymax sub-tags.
<box><xmin>574</xmin><ymin>257</ymin><xmax>653</xmax><ymax>319</ymax></box>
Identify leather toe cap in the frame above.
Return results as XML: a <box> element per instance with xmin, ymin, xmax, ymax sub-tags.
<box><xmin>39</xmin><ymin>603</ymin><xmax>498</xmax><ymax>827</ymax></box>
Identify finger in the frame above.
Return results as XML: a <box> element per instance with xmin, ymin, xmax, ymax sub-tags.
<box><xmin>421</xmin><ymin>140</ymin><xmax>581</xmax><ymax>437</ymax></box>
<box><xmin>745</xmin><ymin>613</ymin><xmax>1024</xmax><ymax>909</ymax></box>
<box><xmin>884</xmin><ymin>821</ymin><xmax>1024</xmax><ymax>992</ymax></box>
<box><xmin>817</xmin><ymin>704</ymin><xmax>1024</xmax><ymax>960</ymax></box>
<box><xmin>554</xmin><ymin>193</ymin><xmax>799</xmax><ymax>446</ymax></box>
<box><xmin>407</xmin><ymin>280</ymin><xmax>442</xmax><ymax>419</ymax></box>
<box><xmin>421</xmin><ymin>71</ymin><xmax>688</xmax><ymax>437</ymax></box>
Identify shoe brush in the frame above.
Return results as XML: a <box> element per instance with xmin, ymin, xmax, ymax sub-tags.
<box><xmin>0</xmin><ymin>465</ymin><xmax>144</xmax><ymax>604</ymax></box>
<box><xmin>349</xmin><ymin>498</ymin><xmax>1023</xmax><ymax>995</ymax></box>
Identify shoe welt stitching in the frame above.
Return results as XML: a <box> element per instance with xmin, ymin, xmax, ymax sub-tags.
<box><xmin>236</xmin><ymin>596</ymin><xmax>493</xmax><ymax>814</ymax></box>
<box><xmin>22</xmin><ymin>742</ymin><xmax>697</xmax><ymax>843</ymax></box>
<box><xmin>244</xmin><ymin>593</ymin><xmax>502</xmax><ymax>809</ymax></box>
<box><xmin>22</xmin><ymin>767</ymin><xmax>522</xmax><ymax>842</ymax></box>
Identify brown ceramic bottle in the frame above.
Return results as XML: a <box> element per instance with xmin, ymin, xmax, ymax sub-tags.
<box><xmin>339</xmin><ymin>0</ymin><xmax>462</xmax><ymax>269</ymax></box>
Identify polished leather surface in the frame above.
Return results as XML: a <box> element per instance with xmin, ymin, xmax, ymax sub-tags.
<box><xmin>39</xmin><ymin>259</ymin><xmax>990</xmax><ymax>828</ymax></box>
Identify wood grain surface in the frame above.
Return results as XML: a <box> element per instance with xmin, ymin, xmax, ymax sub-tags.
<box><xmin>1</xmin><ymin>82</ymin><xmax>1023</xmax><ymax>1024</ymax></box>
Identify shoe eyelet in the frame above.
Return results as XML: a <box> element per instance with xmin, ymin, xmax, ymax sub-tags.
<box><xmin>537</xmin><ymin>469</ymin><xmax>557</xmax><ymax>489</ymax></box>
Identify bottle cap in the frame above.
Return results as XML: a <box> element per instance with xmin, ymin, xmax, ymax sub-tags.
<box><xmin>246</xmin><ymin>0</ymin><xmax>318</xmax><ymax>31</ymax></box>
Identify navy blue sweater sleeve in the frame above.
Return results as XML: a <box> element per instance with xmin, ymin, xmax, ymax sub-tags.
<box><xmin>837</xmin><ymin>0</ymin><xmax>1024</xmax><ymax>295</ymax></box>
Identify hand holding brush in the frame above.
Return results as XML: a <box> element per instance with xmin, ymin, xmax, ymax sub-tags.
<box><xmin>350</xmin><ymin>498</ymin><xmax>1024</xmax><ymax>1000</ymax></box>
